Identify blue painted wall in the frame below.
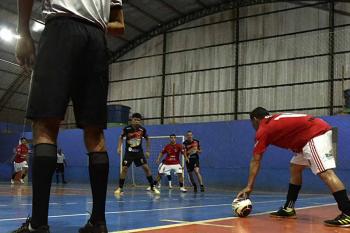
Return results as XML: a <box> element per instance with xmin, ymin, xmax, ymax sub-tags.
<box><xmin>1</xmin><ymin>116</ymin><xmax>349</xmax><ymax>193</ymax></box>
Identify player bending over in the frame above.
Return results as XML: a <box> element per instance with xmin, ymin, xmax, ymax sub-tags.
<box><xmin>237</xmin><ymin>107</ymin><xmax>350</xmax><ymax>227</ymax></box>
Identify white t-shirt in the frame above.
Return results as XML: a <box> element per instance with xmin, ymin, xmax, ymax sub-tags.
<box><xmin>57</xmin><ymin>153</ymin><xmax>65</xmax><ymax>164</ymax></box>
<box><xmin>42</xmin><ymin>0</ymin><xmax>123</xmax><ymax>30</ymax></box>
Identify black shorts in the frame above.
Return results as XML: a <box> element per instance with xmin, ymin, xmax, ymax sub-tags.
<box><xmin>26</xmin><ymin>17</ymin><xmax>109</xmax><ymax>128</ymax></box>
<box><xmin>186</xmin><ymin>157</ymin><xmax>200</xmax><ymax>172</ymax></box>
<box><xmin>122</xmin><ymin>153</ymin><xmax>147</xmax><ymax>167</ymax></box>
<box><xmin>56</xmin><ymin>163</ymin><xmax>64</xmax><ymax>173</ymax></box>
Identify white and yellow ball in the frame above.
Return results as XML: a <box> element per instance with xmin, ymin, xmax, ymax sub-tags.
<box><xmin>232</xmin><ymin>198</ymin><xmax>252</xmax><ymax>217</ymax></box>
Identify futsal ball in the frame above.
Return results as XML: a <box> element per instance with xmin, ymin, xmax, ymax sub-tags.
<box><xmin>232</xmin><ymin>198</ymin><xmax>252</xmax><ymax>217</ymax></box>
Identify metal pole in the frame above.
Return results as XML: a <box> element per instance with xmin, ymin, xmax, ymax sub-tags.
<box><xmin>160</xmin><ymin>33</ymin><xmax>167</xmax><ymax>124</ymax></box>
<box><xmin>234</xmin><ymin>1</ymin><xmax>240</xmax><ymax>120</ymax></box>
<box><xmin>329</xmin><ymin>0</ymin><xmax>335</xmax><ymax>115</ymax></box>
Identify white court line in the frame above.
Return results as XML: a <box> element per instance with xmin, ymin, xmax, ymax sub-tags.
<box><xmin>161</xmin><ymin>219</ymin><xmax>234</xmax><ymax>228</ymax></box>
<box><xmin>0</xmin><ymin>198</ymin><xmax>336</xmax><ymax>223</ymax></box>
<box><xmin>114</xmin><ymin>203</ymin><xmax>337</xmax><ymax>233</ymax></box>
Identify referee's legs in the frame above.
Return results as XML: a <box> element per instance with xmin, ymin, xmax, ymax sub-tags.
<box><xmin>31</xmin><ymin>118</ymin><xmax>60</xmax><ymax>228</ymax></box>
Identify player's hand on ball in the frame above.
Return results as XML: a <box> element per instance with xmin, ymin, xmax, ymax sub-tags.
<box><xmin>145</xmin><ymin>151</ymin><xmax>150</xmax><ymax>159</ymax></box>
<box><xmin>237</xmin><ymin>186</ymin><xmax>252</xmax><ymax>199</ymax></box>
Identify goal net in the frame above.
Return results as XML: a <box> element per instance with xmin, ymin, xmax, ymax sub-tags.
<box><xmin>120</xmin><ymin>135</ymin><xmax>186</xmax><ymax>187</ymax></box>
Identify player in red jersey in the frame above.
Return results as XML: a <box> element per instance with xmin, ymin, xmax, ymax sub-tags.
<box><xmin>237</xmin><ymin>107</ymin><xmax>350</xmax><ymax>227</ymax></box>
<box><xmin>154</xmin><ymin>134</ymin><xmax>187</xmax><ymax>192</ymax></box>
<box><xmin>11</xmin><ymin>137</ymin><xmax>30</xmax><ymax>184</ymax></box>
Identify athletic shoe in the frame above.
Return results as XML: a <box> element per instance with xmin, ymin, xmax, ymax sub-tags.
<box><xmin>200</xmin><ymin>185</ymin><xmax>205</xmax><ymax>192</ymax></box>
<box><xmin>79</xmin><ymin>220</ymin><xmax>108</xmax><ymax>233</ymax></box>
<box><xmin>20</xmin><ymin>179</ymin><xmax>25</xmax><ymax>184</ymax></box>
<box><xmin>270</xmin><ymin>207</ymin><xmax>297</xmax><ymax>218</ymax></box>
<box><xmin>168</xmin><ymin>184</ymin><xmax>173</xmax><ymax>189</ymax></box>
<box><xmin>114</xmin><ymin>187</ymin><xmax>123</xmax><ymax>195</ymax></box>
<box><xmin>11</xmin><ymin>217</ymin><xmax>50</xmax><ymax>233</ymax></box>
<box><xmin>324</xmin><ymin>213</ymin><xmax>350</xmax><ymax>227</ymax></box>
<box><xmin>193</xmin><ymin>186</ymin><xmax>198</xmax><ymax>193</ymax></box>
<box><xmin>180</xmin><ymin>187</ymin><xmax>187</xmax><ymax>193</ymax></box>
<box><xmin>151</xmin><ymin>187</ymin><xmax>160</xmax><ymax>195</ymax></box>
<box><xmin>157</xmin><ymin>183</ymin><xmax>161</xmax><ymax>189</ymax></box>
<box><xmin>11</xmin><ymin>179</ymin><xmax>14</xmax><ymax>184</ymax></box>
<box><xmin>146</xmin><ymin>186</ymin><xmax>151</xmax><ymax>191</ymax></box>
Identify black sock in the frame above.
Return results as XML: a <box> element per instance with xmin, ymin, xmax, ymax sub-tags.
<box><xmin>179</xmin><ymin>182</ymin><xmax>184</xmax><ymax>187</ymax></box>
<box><xmin>147</xmin><ymin>176</ymin><xmax>154</xmax><ymax>188</ymax></box>
<box><xmin>88</xmin><ymin>152</ymin><xmax>109</xmax><ymax>224</ymax></box>
<box><xmin>167</xmin><ymin>175</ymin><xmax>172</xmax><ymax>182</ymax></box>
<box><xmin>119</xmin><ymin>178</ymin><xmax>125</xmax><ymax>188</ymax></box>
<box><xmin>11</xmin><ymin>173</ymin><xmax>16</xmax><ymax>180</ymax></box>
<box><xmin>284</xmin><ymin>183</ymin><xmax>301</xmax><ymax>209</ymax></box>
<box><xmin>333</xmin><ymin>189</ymin><xmax>350</xmax><ymax>215</ymax></box>
<box><xmin>21</xmin><ymin>174</ymin><xmax>26</xmax><ymax>179</ymax></box>
<box><xmin>62</xmin><ymin>174</ymin><xmax>66</xmax><ymax>182</ymax></box>
<box><xmin>31</xmin><ymin>144</ymin><xmax>57</xmax><ymax>228</ymax></box>
<box><xmin>56</xmin><ymin>174</ymin><xmax>59</xmax><ymax>183</ymax></box>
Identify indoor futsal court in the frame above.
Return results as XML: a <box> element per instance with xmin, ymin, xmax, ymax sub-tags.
<box><xmin>1</xmin><ymin>0</ymin><xmax>350</xmax><ymax>233</ymax></box>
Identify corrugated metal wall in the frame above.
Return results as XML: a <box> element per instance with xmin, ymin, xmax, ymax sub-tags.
<box><xmin>69</xmin><ymin>1</ymin><xmax>350</xmax><ymax>126</ymax></box>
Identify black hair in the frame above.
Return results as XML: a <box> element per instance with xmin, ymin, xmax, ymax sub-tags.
<box><xmin>186</xmin><ymin>130</ymin><xmax>192</xmax><ymax>134</ymax></box>
<box><xmin>169</xmin><ymin>133</ymin><xmax>176</xmax><ymax>137</ymax></box>
<box><xmin>131</xmin><ymin>113</ymin><xmax>142</xmax><ymax>119</ymax></box>
<box><xmin>20</xmin><ymin>137</ymin><xmax>27</xmax><ymax>141</ymax></box>
<box><xmin>249</xmin><ymin>107</ymin><xmax>270</xmax><ymax>120</ymax></box>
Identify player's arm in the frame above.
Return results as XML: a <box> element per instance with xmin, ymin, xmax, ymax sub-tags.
<box><xmin>156</xmin><ymin>152</ymin><xmax>163</xmax><ymax>164</ymax></box>
<box><xmin>16</xmin><ymin>0</ymin><xmax>35</xmax><ymax>71</ymax></box>
<box><xmin>197</xmin><ymin>141</ymin><xmax>201</xmax><ymax>154</ymax></box>
<box><xmin>117</xmin><ymin>135</ymin><xmax>123</xmax><ymax>156</ymax></box>
<box><xmin>145</xmin><ymin>136</ymin><xmax>150</xmax><ymax>159</ymax></box>
<box><xmin>237</xmin><ymin>153</ymin><xmax>263</xmax><ymax>198</ymax></box>
<box><xmin>107</xmin><ymin>2</ymin><xmax>125</xmax><ymax>37</ymax></box>
<box><xmin>181</xmin><ymin>146</ymin><xmax>189</xmax><ymax>162</ymax></box>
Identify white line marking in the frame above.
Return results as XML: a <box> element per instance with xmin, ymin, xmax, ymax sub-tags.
<box><xmin>112</xmin><ymin>203</ymin><xmax>337</xmax><ymax>233</ymax></box>
<box><xmin>161</xmin><ymin>219</ymin><xmax>234</xmax><ymax>228</ymax></box>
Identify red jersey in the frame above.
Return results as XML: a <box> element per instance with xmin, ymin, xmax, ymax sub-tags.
<box><xmin>254</xmin><ymin>113</ymin><xmax>331</xmax><ymax>154</ymax></box>
<box><xmin>14</xmin><ymin>144</ymin><xmax>29</xmax><ymax>163</ymax></box>
<box><xmin>161</xmin><ymin>143</ymin><xmax>183</xmax><ymax>165</ymax></box>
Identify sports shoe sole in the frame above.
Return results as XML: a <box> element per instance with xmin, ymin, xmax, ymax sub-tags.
<box><xmin>269</xmin><ymin>214</ymin><xmax>297</xmax><ymax>219</ymax></box>
<box><xmin>324</xmin><ymin>222</ymin><xmax>350</xmax><ymax>228</ymax></box>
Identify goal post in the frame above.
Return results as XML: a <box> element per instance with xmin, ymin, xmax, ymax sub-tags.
<box><xmin>119</xmin><ymin>135</ymin><xmax>186</xmax><ymax>187</ymax></box>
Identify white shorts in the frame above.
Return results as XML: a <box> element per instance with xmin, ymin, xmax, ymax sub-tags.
<box><xmin>290</xmin><ymin>130</ymin><xmax>336</xmax><ymax>175</ymax></box>
<box><xmin>14</xmin><ymin>161</ymin><xmax>28</xmax><ymax>172</ymax></box>
<box><xmin>159</xmin><ymin>164</ymin><xmax>183</xmax><ymax>176</ymax></box>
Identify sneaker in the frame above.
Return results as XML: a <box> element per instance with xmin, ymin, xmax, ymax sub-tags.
<box><xmin>193</xmin><ymin>186</ymin><xmax>198</xmax><ymax>193</ymax></box>
<box><xmin>180</xmin><ymin>187</ymin><xmax>187</xmax><ymax>193</ymax></box>
<box><xmin>200</xmin><ymin>185</ymin><xmax>205</xmax><ymax>192</ymax></box>
<box><xmin>151</xmin><ymin>187</ymin><xmax>160</xmax><ymax>195</ymax></box>
<box><xmin>157</xmin><ymin>183</ymin><xmax>161</xmax><ymax>189</ymax></box>
<box><xmin>20</xmin><ymin>179</ymin><xmax>25</xmax><ymax>184</ymax></box>
<box><xmin>146</xmin><ymin>186</ymin><xmax>151</xmax><ymax>191</ymax></box>
<box><xmin>270</xmin><ymin>207</ymin><xmax>297</xmax><ymax>218</ymax></box>
<box><xmin>168</xmin><ymin>184</ymin><xmax>173</xmax><ymax>189</ymax></box>
<box><xmin>79</xmin><ymin>220</ymin><xmax>108</xmax><ymax>233</ymax></box>
<box><xmin>11</xmin><ymin>217</ymin><xmax>50</xmax><ymax>233</ymax></box>
<box><xmin>11</xmin><ymin>179</ymin><xmax>14</xmax><ymax>184</ymax></box>
<box><xmin>114</xmin><ymin>187</ymin><xmax>123</xmax><ymax>195</ymax></box>
<box><xmin>324</xmin><ymin>213</ymin><xmax>350</xmax><ymax>227</ymax></box>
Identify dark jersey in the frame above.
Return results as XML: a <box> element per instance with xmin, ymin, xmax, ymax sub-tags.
<box><xmin>183</xmin><ymin>139</ymin><xmax>201</xmax><ymax>159</ymax></box>
<box><xmin>121</xmin><ymin>125</ymin><xmax>148</xmax><ymax>154</ymax></box>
